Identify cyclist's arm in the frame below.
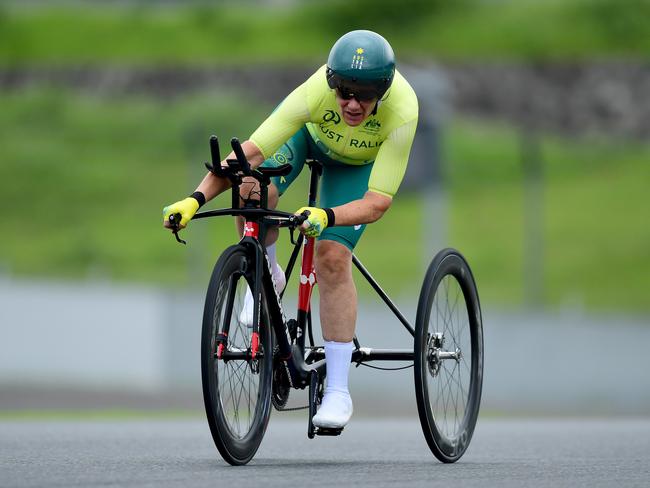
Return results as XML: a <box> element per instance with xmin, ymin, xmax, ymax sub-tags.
<box><xmin>367</xmin><ymin>118</ymin><xmax>417</xmax><ymax>198</ymax></box>
<box><xmin>326</xmin><ymin>190</ymin><xmax>393</xmax><ymax>226</ymax></box>
<box><xmin>327</xmin><ymin>118</ymin><xmax>417</xmax><ymax>226</ymax></box>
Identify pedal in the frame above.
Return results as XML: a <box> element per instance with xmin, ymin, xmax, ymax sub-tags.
<box><xmin>314</xmin><ymin>427</ymin><xmax>343</xmax><ymax>436</ymax></box>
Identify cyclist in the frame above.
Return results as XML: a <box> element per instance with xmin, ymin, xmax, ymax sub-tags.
<box><xmin>163</xmin><ymin>30</ymin><xmax>418</xmax><ymax>430</ymax></box>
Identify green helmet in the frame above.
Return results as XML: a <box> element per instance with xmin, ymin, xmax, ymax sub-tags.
<box><xmin>326</xmin><ymin>30</ymin><xmax>395</xmax><ymax>100</ymax></box>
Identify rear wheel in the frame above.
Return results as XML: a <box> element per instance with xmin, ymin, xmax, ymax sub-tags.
<box><xmin>201</xmin><ymin>245</ymin><xmax>273</xmax><ymax>465</ymax></box>
<box><xmin>414</xmin><ymin>248</ymin><xmax>484</xmax><ymax>463</ymax></box>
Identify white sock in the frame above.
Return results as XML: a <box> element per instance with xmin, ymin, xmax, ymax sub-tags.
<box><xmin>324</xmin><ymin>340</ymin><xmax>354</xmax><ymax>395</ymax></box>
<box><xmin>241</xmin><ymin>242</ymin><xmax>278</xmax><ymax>327</ymax></box>
<box><xmin>266</xmin><ymin>243</ymin><xmax>280</xmax><ymax>274</ymax></box>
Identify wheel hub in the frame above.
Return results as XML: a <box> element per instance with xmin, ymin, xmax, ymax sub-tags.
<box><xmin>427</xmin><ymin>332</ymin><xmax>444</xmax><ymax>377</ymax></box>
<box><xmin>427</xmin><ymin>332</ymin><xmax>462</xmax><ymax>377</ymax></box>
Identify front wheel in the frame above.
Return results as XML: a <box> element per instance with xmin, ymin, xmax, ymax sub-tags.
<box><xmin>414</xmin><ymin>248</ymin><xmax>484</xmax><ymax>463</ymax></box>
<box><xmin>201</xmin><ymin>244</ymin><xmax>273</xmax><ymax>465</ymax></box>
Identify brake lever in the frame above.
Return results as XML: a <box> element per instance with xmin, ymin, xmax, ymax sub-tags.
<box><xmin>289</xmin><ymin>213</ymin><xmax>309</xmax><ymax>245</ymax></box>
<box><xmin>168</xmin><ymin>214</ymin><xmax>187</xmax><ymax>245</ymax></box>
<box><xmin>173</xmin><ymin>231</ymin><xmax>187</xmax><ymax>245</ymax></box>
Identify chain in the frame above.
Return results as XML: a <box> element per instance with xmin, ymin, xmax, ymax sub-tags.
<box><xmin>274</xmin><ymin>357</ymin><xmax>311</xmax><ymax>411</ymax></box>
<box><xmin>275</xmin><ymin>360</ymin><xmax>312</xmax><ymax>410</ymax></box>
<box><xmin>283</xmin><ymin>360</ymin><xmax>294</xmax><ymax>388</ymax></box>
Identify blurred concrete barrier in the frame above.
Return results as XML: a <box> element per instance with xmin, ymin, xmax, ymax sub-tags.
<box><xmin>0</xmin><ymin>278</ymin><xmax>169</xmax><ymax>391</ymax></box>
<box><xmin>1</xmin><ymin>277</ymin><xmax>648</xmax><ymax>415</ymax></box>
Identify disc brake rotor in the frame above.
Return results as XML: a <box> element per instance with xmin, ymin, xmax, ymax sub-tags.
<box><xmin>427</xmin><ymin>332</ymin><xmax>444</xmax><ymax>377</ymax></box>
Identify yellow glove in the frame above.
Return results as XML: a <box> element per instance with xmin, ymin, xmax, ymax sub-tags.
<box><xmin>163</xmin><ymin>197</ymin><xmax>200</xmax><ymax>229</ymax></box>
<box><xmin>296</xmin><ymin>206</ymin><xmax>335</xmax><ymax>238</ymax></box>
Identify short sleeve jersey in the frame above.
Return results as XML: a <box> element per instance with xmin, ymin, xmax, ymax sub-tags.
<box><xmin>249</xmin><ymin>65</ymin><xmax>419</xmax><ymax>198</ymax></box>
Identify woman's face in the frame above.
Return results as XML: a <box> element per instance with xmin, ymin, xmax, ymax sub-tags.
<box><xmin>335</xmin><ymin>92</ymin><xmax>377</xmax><ymax>126</ymax></box>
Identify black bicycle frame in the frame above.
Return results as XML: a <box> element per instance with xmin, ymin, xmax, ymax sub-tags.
<box><xmin>194</xmin><ymin>157</ymin><xmax>416</xmax><ymax>389</ymax></box>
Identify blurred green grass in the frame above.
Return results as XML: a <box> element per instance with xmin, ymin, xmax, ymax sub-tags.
<box><xmin>446</xmin><ymin>119</ymin><xmax>650</xmax><ymax>311</ymax></box>
<box><xmin>1</xmin><ymin>0</ymin><xmax>647</xmax><ymax>311</ymax></box>
<box><xmin>1</xmin><ymin>89</ymin><xmax>648</xmax><ymax>311</ymax></box>
<box><xmin>0</xmin><ymin>87</ymin><xmax>261</xmax><ymax>285</ymax></box>
<box><xmin>1</xmin><ymin>0</ymin><xmax>649</xmax><ymax>65</ymax></box>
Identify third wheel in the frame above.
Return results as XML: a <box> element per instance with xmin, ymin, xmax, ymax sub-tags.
<box><xmin>414</xmin><ymin>248</ymin><xmax>484</xmax><ymax>463</ymax></box>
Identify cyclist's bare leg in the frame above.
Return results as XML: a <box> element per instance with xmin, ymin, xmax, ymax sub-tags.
<box><xmin>315</xmin><ymin>240</ymin><xmax>356</xmax><ymax>342</ymax></box>
<box><xmin>312</xmin><ymin>239</ymin><xmax>355</xmax><ymax>428</ymax></box>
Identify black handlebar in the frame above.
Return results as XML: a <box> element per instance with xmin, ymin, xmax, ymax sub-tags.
<box><xmin>167</xmin><ymin>213</ymin><xmax>187</xmax><ymax>245</ymax></box>
<box><xmin>283</xmin><ymin>212</ymin><xmax>310</xmax><ymax>227</ymax></box>
<box><xmin>168</xmin><ymin>135</ymin><xmax>307</xmax><ymax>245</ymax></box>
<box><xmin>204</xmin><ymin>135</ymin><xmax>292</xmax><ymax>181</ymax></box>
<box><xmin>230</xmin><ymin>137</ymin><xmax>251</xmax><ymax>174</ymax></box>
<box><xmin>209</xmin><ymin>135</ymin><xmax>221</xmax><ymax>170</ymax></box>
<box><xmin>192</xmin><ymin>207</ymin><xmax>308</xmax><ymax>227</ymax></box>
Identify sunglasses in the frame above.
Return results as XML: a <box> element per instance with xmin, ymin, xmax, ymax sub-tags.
<box><xmin>335</xmin><ymin>85</ymin><xmax>379</xmax><ymax>103</ymax></box>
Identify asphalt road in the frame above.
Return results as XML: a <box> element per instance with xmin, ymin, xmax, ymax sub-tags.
<box><xmin>2</xmin><ymin>416</ymin><xmax>649</xmax><ymax>488</ymax></box>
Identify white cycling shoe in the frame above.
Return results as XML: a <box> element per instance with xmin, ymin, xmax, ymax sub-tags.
<box><xmin>239</xmin><ymin>266</ymin><xmax>286</xmax><ymax>327</ymax></box>
<box><xmin>312</xmin><ymin>390</ymin><xmax>353</xmax><ymax>429</ymax></box>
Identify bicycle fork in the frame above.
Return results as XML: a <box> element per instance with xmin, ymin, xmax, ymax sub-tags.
<box><xmin>237</xmin><ymin>219</ymin><xmax>295</xmax><ymax>363</ymax></box>
<box><xmin>242</xmin><ymin>221</ymin><xmax>264</xmax><ymax>359</ymax></box>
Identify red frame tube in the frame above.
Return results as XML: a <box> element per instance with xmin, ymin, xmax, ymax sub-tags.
<box><xmin>297</xmin><ymin>236</ymin><xmax>317</xmax><ymax>312</ymax></box>
<box><xmin>243</xmin><ymin>221</ymin><xmax>260</xmax><ymax>238</ymax></box>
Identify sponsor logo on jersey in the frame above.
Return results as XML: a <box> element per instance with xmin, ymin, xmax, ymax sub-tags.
<box><xmin>319</xmin><ymin>110</ymin><xmax>343</xmax><ymax>141</ymax></box>
<box><xmin>317</xmin><ymin>110</ymin><xmax>383</xmax><ymax>149</ymax></box>
<box><xmin>323</xmin><ymin>110</ymin><xmax>341</xmax><ymax>125</ymax></box>
<box><xmin>350</xmin><ymin>139</ymin><xmax>383</xmax><ymax>149</ymax></box>
<box><xmin>364</xmin><ymin>119</ymin><xmax>381</xmax><ymax>130</ymax></box>
<box><xmin>360</xmin><ymin>119</ymin><xmax>382</xmax><ymax>136</ymax></box>
<box><xmin>318</xmin><ymin>123</ymin><xmax>344</xmax><ymax>142</ymax></box>
<box><xmin>273</xmin><ymin>153</ymin><xmax>287</xmax><ymax>165</ymax></box>
<box><xmin>272</xmin><ymin>142</ymin><xmax>293</xmax><ymax>165</ymax></box>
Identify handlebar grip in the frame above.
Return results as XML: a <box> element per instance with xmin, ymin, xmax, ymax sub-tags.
<box><xmin>210</xmin><ymin>135</ymin><xmax>221</xmax><ymax>166</ymax></box>
<box><xmin>295</xmin><ymin>212</ymin><xmax>309</xmax><ymax>225</ymax></box>
<box><xmin>204</xmin><ymin>136</ymin><xmax>225</xmax><ymax>176</ymax></box>
<box><xmin>167</xmin><ymin>213</ymin><xmax>187</xmax><ymax>245</ymax></box>
<box><xmin>168</xmin><ymin>213</ymin><xmax>182</xmax><ymax>228</ymax></box>
<box><xmin>230</xmin><ymin>137</ymin><xmax>251</xmax><ymax>174</ymax></box>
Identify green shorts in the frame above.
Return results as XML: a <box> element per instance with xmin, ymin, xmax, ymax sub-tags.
<box><xmin>260</xmin><ymin>126</ymin><xmax>374</xmax><ymax>251</ymax></box>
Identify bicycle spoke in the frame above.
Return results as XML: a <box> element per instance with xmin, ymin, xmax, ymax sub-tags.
<box><xmin>229</xmin><ymin>365</ymin><xmax>251</xmax><ymax>433</ymax></box>
<box><xmin>440</xmin><ymin>363</ymin><xmax>456</xmax><ymax>434</ymax></box>
<box><xmin>225</xmin><ymin>364</ymin><xmax>240</xmax><ymax>431</ymax></box>
<box><xmin>425</xmin><ymin>272</ymin><xmax>474</xmax><ymax>442</ymax></box>
<box><xmin>416</xmin><ymin>251</ymin><xmax>483</xmax><ymax>462</ymax></box>
<box><xmin>209</xmin><ymin>270</ymin><xmax>263</xmax><ymax>440</ymax></box>
<box><xmin>227</xmin><ymin>360</ymin><xmax>252</xmax><ymax>437</ymax></box>
<box><xmin>201</xmin><ymin>246</ymin><xmax>276</xmax><ymax>465</ymax></box>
